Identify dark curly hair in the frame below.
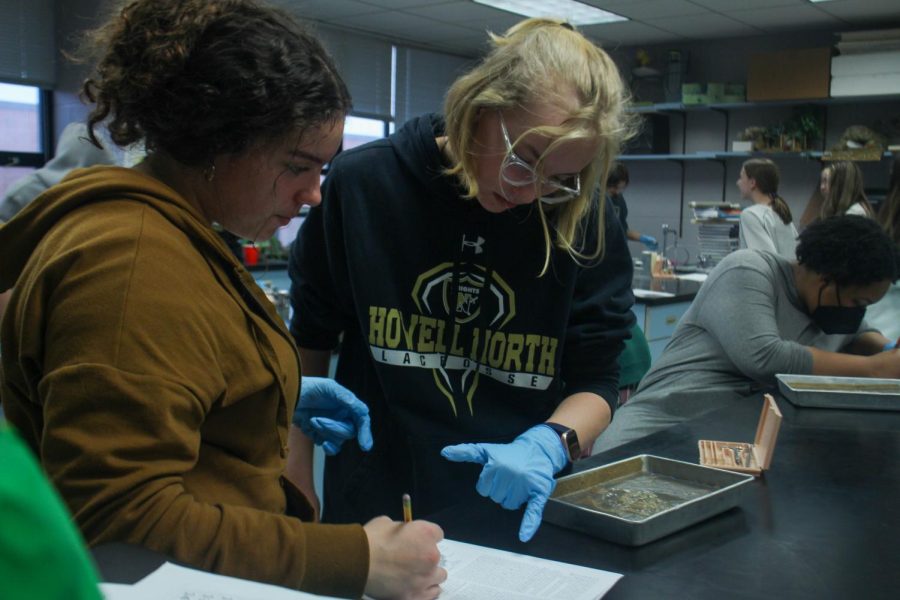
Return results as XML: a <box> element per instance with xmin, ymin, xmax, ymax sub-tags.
<box><xmin>796</xmin><ymin>215</ymin><xmax>899</xmax><ymax>285</ymax></box>
<box><xmin>80</xmin><ymin>0</ymin><xmax>351</xmax><ymax>166</ymax></box>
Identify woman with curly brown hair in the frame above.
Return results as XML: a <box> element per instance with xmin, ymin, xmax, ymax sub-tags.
<box><xmin>0</xmin><ymin>1</ymin><xmax>444</xmax><ymax>598</ymax></box>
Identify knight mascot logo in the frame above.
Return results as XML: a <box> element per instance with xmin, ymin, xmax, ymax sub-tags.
<box><xmin>368</xmin><ymin>234</ymin><xmax>558</xmax><ymax>416</ymax></box>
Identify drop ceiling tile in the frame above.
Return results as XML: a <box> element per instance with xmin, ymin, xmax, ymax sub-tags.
<box><xmin>335</xmin><ymin>10</ymin><xmax>476</xmax><ymax>42</ymax></box>
<box><xmin>581</xmin><ymin>20</ymin><xmax>685</xmax><ymax>45</ymax></box>
<box><xmin>280</xmin><ymin>0</ymin><xmax>383</xmax><ymax>20</ymax></box>
<box><xmin>727</xmin><ymin>5</ymin><xmax>845</xmax><ymax>30</ymax></box>
<box><xmin>686</xmin><ymin>0</ymin><xmax>804</xmax><ymax>10</ymax></box>
<box><xmin>607</xmin><ymin>0</ymin><xmax>709</xmax><ymax>20</ymax></box>
<box><xmin>358</xmin><ymin>0</ymin><xmax>454</xmax><ymax>8</ymax></box>
<box><xmin>814</xmin><ymin>0</ymin><xmax>900</xmax><ymax>20</ymax></box>
<box><xmin>646</xmin><ymin>12</ymin><xmax>764</xmax><ymax>39</ymax></box>
<box><xmin>403</xmin><ymin>0</ymin><xmax>516</xmax><ymax>24</ymax></box>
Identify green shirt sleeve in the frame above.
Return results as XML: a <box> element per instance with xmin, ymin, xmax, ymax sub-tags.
<box><xmin>0</xmin><ymin>424</ymin><xmax>102</xmax><ymax>600</ymax></box>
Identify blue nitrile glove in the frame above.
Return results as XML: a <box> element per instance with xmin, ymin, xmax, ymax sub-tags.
<box><xmin>639</xmin><ymin>234</ymin><xmax>658</xmax><ymax>250</ymax></box>
<box><xmin>293</xmin><ymin>377</ymin><xmax>373</xmax><ymax>456</ymax></box>
<box><xmin>884</xmin><ymin>340</ymin><xmax>897</xmax><ymax>351</ymax></box>
<box><xmin>440</xmin><ymin>424</ymin><xmax>568</xmax><ymax>542</ymax></box>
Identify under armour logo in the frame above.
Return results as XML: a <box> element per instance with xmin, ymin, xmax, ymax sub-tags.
<box><xmin>461</xmin><ymin>235</ymin><xmax>485</xmax><ymax>255</ymax></box>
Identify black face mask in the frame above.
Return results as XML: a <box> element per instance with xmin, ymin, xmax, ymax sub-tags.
<box><xmin>810</xmin><ymin>282</ymin><xmax>866</xmax><ymax>335</ymax></box>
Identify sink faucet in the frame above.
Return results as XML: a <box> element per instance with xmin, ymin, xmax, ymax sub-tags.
<box><xmin>661</xmin><ymin>224</ymin><xmax>678</xmax><ymax>260</ymax></box>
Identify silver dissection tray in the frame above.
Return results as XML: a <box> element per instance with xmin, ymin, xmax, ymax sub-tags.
<box><xmin>776</xmin><ymin>374</ymin><xmax>900</xmax><ymax>411</ymax></box>
<box><xmin>544</xmin><ymin>455</ymin><xmax>753</xmax><ymax>546</ymax></box>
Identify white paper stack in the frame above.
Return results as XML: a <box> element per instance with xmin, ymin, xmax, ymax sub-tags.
<box><xmin>832</xmin><ymin>30</ymin><xmax>900</xmax><ymax>96</ymax></box>
<box><xmin>101</xmin><ymin>539</ymin><xmax>623</xmax><ymax>600</ymax></box>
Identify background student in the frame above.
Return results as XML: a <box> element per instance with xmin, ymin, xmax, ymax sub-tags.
<box><xmin>867</xmin><ymin>155</ymin><xmax>900</xmax><ymax>341</ymax></box>
<box><xmin>0</xmin><ymin>122</ymin><xmax>117</xmax><ymax>321</ymax></box>
<box><xmin>737</xmin><ymin>158</ymin><xmax>798</xmax><ymax>260</ymax></box>
<box><xmin>606</xmin><ymin>162</ymin><xmax>658</xmax><ymax>250</ymax></box>
<box><xmin>0</xmin><ymin>122</ymin><xmax>117</xmax><ymax>224</ymax></box>
<box><xmin>0</xmin><ymin>1</ymin><xmax>444</xmax><ymax>598</ymax></box>
<box><xmin>820</xmin><ymin>161</ymin><xmax>875</xmax><ymax>218</ymax></box>
<box><xmin>596</xmin><ymin>216</ymin><xmax>900</xmax><ymax>452</ymax></box>
<box><xmin>288</xmin><ymin>18</ymin><xmax>636</xmax><ymax>543</ymax></box>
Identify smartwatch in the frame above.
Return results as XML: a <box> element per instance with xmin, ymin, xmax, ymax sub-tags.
<box><xmin>544</xmin><ymin>422</ymin><xmax>581</xmax><ymax>465</ymax></box>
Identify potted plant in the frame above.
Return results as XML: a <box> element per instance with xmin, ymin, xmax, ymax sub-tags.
<box><xmin>783</xmin><ymin>109</ymin><xmax>823</xmax><ymax>151</ymax></box>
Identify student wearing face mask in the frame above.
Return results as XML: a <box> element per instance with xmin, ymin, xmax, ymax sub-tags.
<box><xmin>595</xmin><ymin>215</ymin><xmax>900</xmax><ymax>452</ymax></box>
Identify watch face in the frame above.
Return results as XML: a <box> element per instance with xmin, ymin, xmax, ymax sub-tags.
<box><xmin>545</xmin><ymin>422</ymin><xmax>581</xmax><ymax>462</ymax></box>
<box><xmin>561</xmin><ymin>429</ymin><xmax>581</xmax><ymax>462</ymax></box>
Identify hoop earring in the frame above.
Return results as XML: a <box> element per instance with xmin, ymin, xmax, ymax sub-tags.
<box><xmin>203</xmin><ymin>163</ymin><xmax>216</xmax><ymax>182</ymax></box>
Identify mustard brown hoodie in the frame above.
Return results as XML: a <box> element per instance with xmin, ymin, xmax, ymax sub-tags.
<box><xmin>0</xmin><ymin>166</ymin><xmax>368</xmax><ymax>597</ymax></box>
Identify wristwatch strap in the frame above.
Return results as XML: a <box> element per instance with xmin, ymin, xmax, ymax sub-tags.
<box><xmin>544</xmin><ymin>422</ymin><xmax>580</xmax><ymax>466</ymax></box>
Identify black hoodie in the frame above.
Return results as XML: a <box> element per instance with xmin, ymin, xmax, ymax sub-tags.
<box><xmin>290</xmin><ymin>114</ymin><xmax>635</xmax><ymax>522</ymax></box>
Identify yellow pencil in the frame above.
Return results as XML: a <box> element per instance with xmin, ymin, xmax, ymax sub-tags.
<box><xmin>402</xmin><ymin>493</ymin><xmax>413</xmax><ymax>523</ymax></box>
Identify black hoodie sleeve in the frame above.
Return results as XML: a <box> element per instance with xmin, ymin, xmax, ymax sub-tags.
<box><xmin>288</xmin><ymin>167</ymin><xmax>349</xmax><ymax>351</ymax></box>
<box><xmin>560</xmin><ymin>196</ymin><xmax>636</xmax><ymax>416</ymax></box>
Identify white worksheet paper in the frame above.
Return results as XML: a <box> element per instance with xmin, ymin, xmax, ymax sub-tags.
<box><xmin>437</xmin><ymin>539</ymin><xmax>622</xmax><ymax>600</ymax></box>
<box><xmin>100</xmin><ymin>582</ymin><xmax>155</xmax><ymax>600</ymax></box>
<box><xmin>128</xmin><ymin>561</ymin><xmax>343</xmax><ymax>599</ymax></box>
<box><xmin>114</xmin><ymin>538</ymin><xmax>621</xmax><ymax>600</ymax></box>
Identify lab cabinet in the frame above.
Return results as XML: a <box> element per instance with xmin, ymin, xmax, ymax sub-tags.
<box><xmin>632</xmin><ymin>300</ymin><xmax>691</xmax><ymax>363</ymax></box>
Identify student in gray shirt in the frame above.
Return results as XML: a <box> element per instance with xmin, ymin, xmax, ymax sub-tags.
<box><xmin>737</xmin><ymin>158</ymin><xmax>798</xmax><ymax>260</ymax></box>
<box><xmin>596</xmin><ymin>215</ymin><xmax>900</xmax><ymax>452</ymax></box>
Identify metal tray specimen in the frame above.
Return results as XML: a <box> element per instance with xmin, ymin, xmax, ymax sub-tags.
<box><xmin>776</xmin><ymin>374</ymin><xmax>900</xmax><ymax>411</ymax></box>
<box><xmin>544</xmin><ymin>455</ymin><xmax>753</xmax><ymax>546</ymax></box>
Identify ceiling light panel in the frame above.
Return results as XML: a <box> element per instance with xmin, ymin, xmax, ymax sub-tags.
<box><xmin>472</xmin><ymin>0</ymin><xmax>628</xmax><ymax>26</ymax></box>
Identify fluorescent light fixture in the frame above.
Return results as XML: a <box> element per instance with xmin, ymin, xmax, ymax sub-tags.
<box><xmin>473</xmin><ymin>0</ymin><xmax>628</xmax><ymax>26</ymax></box>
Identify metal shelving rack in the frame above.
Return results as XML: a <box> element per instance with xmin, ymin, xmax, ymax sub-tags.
<box><xmin>690</xmin><ymin>203</ymin><xmax>741</xmax><ymax>267</ymax></box>
<box><xmin>617</xmin><ymin>94</ymin><xmax>900</xmax><ymax>236</ymax></box>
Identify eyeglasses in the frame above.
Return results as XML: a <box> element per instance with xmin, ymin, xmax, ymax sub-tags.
<box><xmin>497</xmin><ymin>110</ymin><xmax>581</xmax><ymax>205</ymax></box>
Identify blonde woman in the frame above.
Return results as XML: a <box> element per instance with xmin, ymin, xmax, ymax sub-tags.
<box><xmin>287</xmin><ymin>19</ymin><xmax>635</xmax><ymax>542</ymax></box>
<box><xmin>820</xmin><ymin>161</ymin><xmax>874</xmax><ymax>218</ymax></box>
<box><xmin>737</xmin><ymin>158</ymin><xmax>798</xmax><ymax>259</ymax></box>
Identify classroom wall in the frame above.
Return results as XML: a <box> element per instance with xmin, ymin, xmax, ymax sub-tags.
<box><xmin>46</xmin><ymin>6</ymin><xmax>896</xmax><ymax>265</ymax></box>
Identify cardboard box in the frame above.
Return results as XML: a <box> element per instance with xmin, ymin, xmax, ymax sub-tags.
<box><xmin>706</xmin><ymin>82</ymin><xmax>726</xmax><ymax>101</ymax></box>
<box><xmin>747</xmin><ymin>47</ymin><xmax>832</xmax><ymax>101</ymax></box>
<box><xmin>682</xmin><ymin>93</ymin><xmax>708</xmax><ymax>105</ymax></box>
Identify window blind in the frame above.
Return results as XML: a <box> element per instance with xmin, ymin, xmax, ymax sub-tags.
<box><xmin>0</xmin><ymin>0</ymin><xmax>55</xmax><ymax>87</ymax></box>
<box><xmin>395</xmin><ymin>47</ymin><xmax>472</xmax><ymax>127</ymax></box>
<box><xmin>316</xmin><ymin>25</ymin><xmax>393</xmax><ymax>118</ymax></box>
